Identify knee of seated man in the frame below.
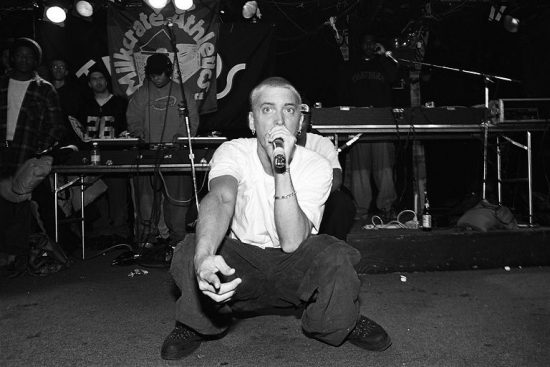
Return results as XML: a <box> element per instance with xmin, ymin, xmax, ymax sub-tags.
<box><xmin>310</xmin><ymin>235</ymin><xmax>361</xmax><ymax>267</ymax></box>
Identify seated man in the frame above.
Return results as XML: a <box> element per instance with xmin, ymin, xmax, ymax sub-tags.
<box><xmin>161</xmin><ymin>77</ymin><xmax>391</xmax><ymax>360</ymax></box>
<box><xmin>297</xmin><ymin>103</ymin><xmax>356</xmax><ymax>240</ymax></box>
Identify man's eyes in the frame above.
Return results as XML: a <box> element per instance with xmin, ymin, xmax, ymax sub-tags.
<box><xmin>285</xmin><ymin>107</ymin><xmax>296</xmax><ymax>114</ymax></box>
<box><xmin>261</xmin><ymin>106</ymin><xmax>296</xmax><ymax>114</ymax></box>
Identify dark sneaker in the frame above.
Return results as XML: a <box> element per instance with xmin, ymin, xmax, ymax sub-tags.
<box><xmin>347</xmin><ymin>315</ymin><xmax>392</xmax><ymax>351</ymax></box>
<box><xmin>137</xmin><ymin>242</ymin><xmax>173</xmax><ymax>269</ymax></box>
<box><xmin>161</xmin><ymin>322</ymin><xmax>203</xmax><ymax>360</ymax></box>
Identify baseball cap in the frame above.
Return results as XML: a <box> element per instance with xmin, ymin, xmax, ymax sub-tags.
<box><xmin>10</xmin><ymin>37</ymin><xmax>43</xmax><ymax>64</ymax></box>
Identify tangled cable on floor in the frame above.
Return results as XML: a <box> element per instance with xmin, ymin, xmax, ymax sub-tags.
<box><xmin>362</xmin><ymin>209</ymin><xmax>419</xmax><ymax>230</ymax></box>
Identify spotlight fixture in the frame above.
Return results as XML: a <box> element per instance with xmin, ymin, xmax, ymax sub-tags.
<box><xmin>144</xmin><ymin>0</ymin><xmax>169</xmax><ymax>10</ymax></box>
<box><xmin>173</xmin><ymin>0</ymin><xmax>193</xmax><ymax>11</ymax></box>
<box><xmin>75</xmin><ymin>0</ymin><xmax>94</xmax><ymax>18</ymax></box>
<box><xmin>503</xmin><ymin>14</ymin><xmax>519</xmax><ymax>33</ymax></box>
<box><xmin>488</xmin><ymin>3</ymin><xmax>520</xmax><ymax>33</ymax></box>
<box><xmin>45</xmin><ymin>5</ymin><xmax>67</xmax><ymax>24</ymax></box>
<box><xmin>144</xmin><ymin>0</ymin><xmax>193</xmax><ymax>11</ymax></box>
<box><xmin>242</xmin><ymin>1</ymin><xmax>261</xmax><ymax>22</ymax></box>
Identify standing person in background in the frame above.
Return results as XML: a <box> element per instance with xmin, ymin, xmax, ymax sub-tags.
<box><xmin>0</xmin><ymin>37</ymin><xmax>64</xmax><ymax>274</ymax></box>
<box><xmin>339</xmin><ymin>32</ymin><xmax>399</xmax><ymax>221</ymax></box>
<box><xmin>46</xmin><ymin>58</ymin><xmax>85</xmax><ymax>250</ymax></box>
<box><xmin>160</xmin><ymin>76</ymin><xmax>390</xmax><ymax>361</ymax></box>
<box><xmin>126</xmin><ymin>52</ymin><xmax>199</xmax><ymax>252</ymax></box>
<box><xmin>49</xmin><ymin>58</ymin><xmax>86</xmax><ymax>147</ymax></box>
<box><xmin>83</xmin><ymin>64</ymin><xmax>130</xmax><ymax>247</ymax></box>
<box><xmin>50</xmin><ymin>59</ymin><xmax>84</xmax><ymax>123</ymax></box>
<box><xmin>296</xmin><ymin>103</ymin><xmax>356</xmax><ymax>240</ymax></box>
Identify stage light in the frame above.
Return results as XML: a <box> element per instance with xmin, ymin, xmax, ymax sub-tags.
<box><xmin>144</xmin><ymin>0</ymin><xmax>169</xmax><ymax>10</ymax></box>
<box><xmin>242</xmin><ymin>1</ymin><xmax>261</xmax><ymax>21</ymax></box>
<box><xmin>173</xmin><ymin>0</ymin><xmax>193</xmax><ymax>11</ymax></box>
<box><xmin>75</xmin><ymin>1</ymin><xmax>94</xmax><ymax>18</ymax></box>
<box><xmin>503</xmin><ymin>15</ymin><xmax>519</xmax><ymax>33</ymax></box>
<box><xmin>45</xmin><ymin>5</ymin><xmax>67</xmax><ymax>24</ymax></box>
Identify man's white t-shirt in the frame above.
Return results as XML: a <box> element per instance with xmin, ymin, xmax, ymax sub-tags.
<box><xmin>208</xmin><ymin>138</ymin><xmax>332</xmax><ymax>249</ymax></box>
<box><xmin>304</xmin><ymin>133</ymin><xmax>341</xmax><ymax>170</ymax></box>
<box><xmin>7</xmin><ymin>79</ymin><xmax>31</xmax><ymax>141</ymax></box>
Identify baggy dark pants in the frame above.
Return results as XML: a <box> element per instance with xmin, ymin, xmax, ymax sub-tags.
<box><xmin>170</xmin><ymin>234</ymin><xmax>362</xmax><ymax>346</ymax></box>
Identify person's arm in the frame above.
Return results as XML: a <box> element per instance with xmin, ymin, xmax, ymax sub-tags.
<box><xmin>194</xmin><ymin>175</ymin><xmax>242</xmax><ymax>303</ymax></box>
<box><xmin>41</xmin><ymin>84</ymin><xmax>66</xmax><ymax>150</ymax></box>
<box><xmin>307</xmin><ymin>134</ymin><xmax>342</xmax><ymax>193</ymax></box>
<box><xmin>332</xmin><ymin>168</ymin><xmax>342</xmax><ymax>192</ymax></box>
<box><xmin>267</xmin><ymin>125</ymin><xmax>316</xmax><ymax>253</ymax></box>
<box><xmin>116</xmin><ymin>97</ymin><xmax>128</xmax><ymax>135</ymax></box>
<box><xmin>274</xmin><ymin>168</ymin><xmax>313</xmax><ymax>253</ymax></box>
<box><xmin>125</xmin><ymin>90</ymin><xmax>145</xmax><ymax>139</ymax></box>
<box><xmin>0</xmin><ymin>177</ymin><xmax>31</xmax><ymax>203</ymax></box>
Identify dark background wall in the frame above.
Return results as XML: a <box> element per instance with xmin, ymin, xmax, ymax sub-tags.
<box><xmin>2</xmin><ymin>0</ymin><xmax>550</xmax><ymax>219</ymax></box>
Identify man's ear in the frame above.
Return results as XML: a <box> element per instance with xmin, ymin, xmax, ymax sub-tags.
<box><xmin>248</xmin><ymin>111</ymin><xmax>255</xmax><ymax>131</ymax></box>
<box><xmin>298</xmin><ymin>113</ymin><xmax>304</xmax><ymax>132</ymax></box>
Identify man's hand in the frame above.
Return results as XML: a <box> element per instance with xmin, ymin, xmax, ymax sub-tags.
<box><xmin>195</xmin><ymin>254</ymin><xmax>242</xmax><ymax>303</ymax></box>
<box><xmin>0</xmin><ymin>178</ymin><xmax>31</xmax><ymax>203</ymax></box>
<box><xmin>264</xmin><ymin>125</ymin><xmax>297</xmax><ymax>165</ymax></box>
<box><xmin>374</xmin><ymin>43</ymin><xmax>386</xmax><ymax>55</ymax></box>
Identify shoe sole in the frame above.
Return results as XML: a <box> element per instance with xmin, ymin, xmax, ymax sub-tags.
<box><xmin>349</xmin><ymin>335</ymin><xmax>392</xmax><ymax>351</ymax></box>
<box><xmin>160</xmin><ymin>340</ymin><xmax>202</xmax><ymax>360</ymax></box>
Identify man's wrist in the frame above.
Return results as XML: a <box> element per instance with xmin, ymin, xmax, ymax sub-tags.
<box><xmin>275</xmin><ymin>167</ymin><xmax>290</xmax><ymax>175</ymax></box>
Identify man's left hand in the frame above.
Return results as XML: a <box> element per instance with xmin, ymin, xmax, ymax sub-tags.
<box><xmin>195</xmin><ymin>254</ymin><xmax>242</xmax><ymax>303</ymax></box>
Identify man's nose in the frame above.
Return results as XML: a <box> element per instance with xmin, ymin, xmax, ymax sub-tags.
<box><xmin>274</xmin><ymin>111</ymin><xmax>285</xmax><ymax>125</ymax></box>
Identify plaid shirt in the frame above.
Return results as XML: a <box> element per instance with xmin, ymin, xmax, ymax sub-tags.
<box><xmin>0</xmin><ymin>73</ymin><xmax>64</xmax><ymax>176</ymax></box>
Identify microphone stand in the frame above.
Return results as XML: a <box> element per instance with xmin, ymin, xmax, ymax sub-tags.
<box><xmin>397</xmin><ymin>57</ymin><xmax>520</xmax><ymax>201</ymax></box>
<box><xmin>166</xmin><ymin>20</ymin><xmax>201</xmax><ymax>215</ymax></box>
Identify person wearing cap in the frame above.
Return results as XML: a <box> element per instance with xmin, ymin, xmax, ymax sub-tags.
<box><xmin>126</xmin><ymin>52</ymin><xmax>200</xmax><ymax>252</ymax></box>
<box><xmin>82</xmin><ymin>65</ymin><xmax>131</xmax><ymax>247</ymax></box>
<box><xmin>0</xmin><ymin>37</ymin><xmax>65</xmax><ymax>274</ymax></box>
<box><xmin>1</xmin><ymin>37</ymin><xmax>64</xmax><ymax>171</ymax></box>
<box><xmin>49</xmin><ymin>59</ymin><xmax>84</xmax><ymax>131</ymax></box>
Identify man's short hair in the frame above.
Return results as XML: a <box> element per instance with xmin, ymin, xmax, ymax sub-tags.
<box><xmin>249</xmin><ymin>76</ymin><xmax>302</xmax><ymax>108</ymax></box>
<box><xmin>145</xmin><ymin>53</ymin><xmax>173</xmax><ymax>77</ymax></box>
<box><xmin>87</xmin><ymin>63</ymin><xmax>109</xmax><ymax>81</ymax></box>
<box><xmin>10</xmin><ymin>37</ymin><xmax>42</xmax><ymax>65</ymax></box>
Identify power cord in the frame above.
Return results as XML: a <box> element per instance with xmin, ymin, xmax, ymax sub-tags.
<box><xmin>362</xmin><ymin>209</ymin><xmax>419</xmax><ymax>230</ymax></box>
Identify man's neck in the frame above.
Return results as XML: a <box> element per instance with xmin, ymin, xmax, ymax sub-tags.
<box><xmin>53</xmin><ymin>79</ymin><xmax>65</xmax><ymax>89</ymax></box>
<box><xmin>10</xmin><ymin>70</ymin><xmax>34</xmax><ymax>81</ymax></box>
<box><xmin>94</xmin><ymin>91</ymin><xmax>111</xmax><ymax>101</ymax></box>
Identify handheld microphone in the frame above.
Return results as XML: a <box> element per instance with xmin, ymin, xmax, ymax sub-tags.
<box><xmin>272</xmin><ymin>138</ymin><xmax>286</xmax><ymax>173</ymax></box>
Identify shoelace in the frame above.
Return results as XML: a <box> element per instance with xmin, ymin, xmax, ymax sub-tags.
<box><xmin>169</xmin><ymin>325</ymin><xmax>199</xmax><ymax>341</ymax></box>
<box><xmin>351</xmin><ymin>317</ymin><xmax>378</xmax><ymax>337</ymax></box>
